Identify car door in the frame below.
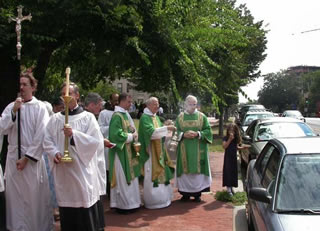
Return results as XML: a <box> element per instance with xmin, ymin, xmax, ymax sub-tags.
<box><xmin>250</xmin><ymin>145</ymin><xmax>281</xmax><ymax>231</ymax></box>
<box><xmin>241</xmin><ymin>120</ymin><xmax>258</xmax><ymax>165</ymax></box>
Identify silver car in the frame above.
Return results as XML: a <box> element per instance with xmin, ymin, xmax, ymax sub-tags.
<box><xmin>246</xmin><ymin>137</ymin><xmax>320</xmax><ymax>231</ymax></box>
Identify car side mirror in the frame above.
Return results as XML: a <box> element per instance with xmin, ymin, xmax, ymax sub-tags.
<box><xmin>249</xmin><ymin>187</ymin><xmax>272</xmax><ymax>204</ymax></box>
<box><xmin>243</xmin><ymin>135</ymin><xmax>251</xmax><ymax>142</ymax></box>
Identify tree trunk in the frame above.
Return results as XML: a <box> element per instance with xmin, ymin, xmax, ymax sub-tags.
<box><xmin>34</xmin><ymin>46</ymin><xmax>55</xmax><ymax>100</ymax></box>
<box><xmin>218</xmin><ymin>107</ymin><xmax>224</xmax><ymax>137</ymax></box>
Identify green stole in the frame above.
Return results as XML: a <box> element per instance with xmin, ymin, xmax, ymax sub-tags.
<box><xmin>138</xmin><ymin>113</ymin><xmax>174</xmax><ymax>187</ymax></box>
<box><xmin>108</xmin><ymin>112</ymin><xmax>140</xmax><ymax>188</ymax></box>
<box><xmin>175</xmin><ymin>111</ymin><xmax>213</xmax><ymax>177</ymax></box>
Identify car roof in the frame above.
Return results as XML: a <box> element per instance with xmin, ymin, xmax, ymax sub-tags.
<box><xmin>273</xmin><ymin>137</ymin><xmax>320</xmax><ymax>154</ymax></box>
<box><xmin>245</xmin><ymin>111</ymin><xmax>273</xmax><ymax>115</ymax></box>
<box><xmin>257</xmin><ymin>117</ymin><xmax>301</xmax><ymax>123</ymax></box>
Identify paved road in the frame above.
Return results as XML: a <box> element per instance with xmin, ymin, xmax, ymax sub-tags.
<box><xmin>306</xmin><ymin>117</ymin><xmax>320</xmax><ymax>134</ymax></box>
<box><xmin>54</xmin><ymin>151</ymin><xmax>249</xmax><ymax>231</ymax></box>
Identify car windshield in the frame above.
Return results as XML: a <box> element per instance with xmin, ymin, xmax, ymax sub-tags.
<box><xmin>275</xmin><ymin>154</ymin><xmax>320</xmax><ymax>211</ymax></box>
<box><xmin>243</xmin><ymin>113</ymin><xmax>274</xmax><ymax>126</ymax></box>
<box><xmin>255</xmin><ymin>122</ymin><xmax>314</xmax><ymax>141</ymax></box>
<box><xmin>285</xmin><ymin>111</ymin><xmax>303</xmax><ymax>117</ymax></box>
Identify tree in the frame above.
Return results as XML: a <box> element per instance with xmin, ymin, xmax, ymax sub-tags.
<box><xmin>258</xmin><ymin>71</ymin><xmax>301</xmax><ymax>113</ymax></box>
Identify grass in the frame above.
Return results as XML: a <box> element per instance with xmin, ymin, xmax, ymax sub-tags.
<box><xmin>214</xmin><ymin>190</ymin><xmax>247</xmax><ymax>206</ymax></box>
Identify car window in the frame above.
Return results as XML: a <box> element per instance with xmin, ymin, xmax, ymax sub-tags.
<box><xmin>262</xmin><ymin>149</ymin><xmax>280</xmax><ymax>188</ymax></box>
<box><xmin>276</xmin><ymin>154</ymin><xmax>320</xmax><ymax>211</ymax></box>
<box><xmin>254</xmin><ymin>122</ymin><xmax>315</xmax><ymax>141</ymax></box>
<box><xmin>246</xmin><ymin>121</ymin><xmax>257</xmax><ymax>138</ymax></box>
<box><xmin>243</xmin><ymin>113</ymin><xmax>274</xmax><ymax>126</ymax></box>
<box><xmin>256</xmin><ymin>145</ymin><xmax>275</xmax><ymax>177</ymax></box>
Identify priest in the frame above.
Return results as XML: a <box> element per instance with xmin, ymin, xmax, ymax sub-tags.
<box><xmin>44</xmin><ymin>82</ymin><xmax>103</xmax><ymax>231</ymax></box>
<box><xmin>0</xmin><ymin>70</ymin><xmax>53</xmax><ymax>231</ymax></box>
<box><xmin>98</xmin><ymin>93</ymin><xmax>119</xmax><ymax>198</ymax></box>
<box><xmin>108</xmin><ymin>93</ymin><xmax>141</xmax><ymax>213</ymax></box>
<box><xmin>138</xmin><ymin>97</ymin><xmax>175</xmax><ymax>209</ymax></box>
<box><xmin>175</xmin><ymin>95</ymin><xmax>213</xmax><ymax>202</ymax></box>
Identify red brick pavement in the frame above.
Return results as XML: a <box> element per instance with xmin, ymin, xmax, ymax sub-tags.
<box><xmin>55</xmin><ymin>151</ymin><xmax>233</xmax><ymax>231</ymax></box>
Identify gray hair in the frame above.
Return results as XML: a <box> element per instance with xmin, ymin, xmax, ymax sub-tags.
<box><xmin>84</xmin><ymin>92</ymin><xmax>103</xmax><ymax>106</ymax></box>
<box><xmin>185</xmin><ymin>95</ymin><xmax>197</xmax><ymax>104</ymax></box>
<box><xmin>145</xmin><ymin>97</ymin><xmax>158</xmax><ymax>106</ymax></box>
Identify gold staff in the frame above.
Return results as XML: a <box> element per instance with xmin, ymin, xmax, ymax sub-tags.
<box><xmin>61</xmin><ymin>67</ymin><xmax>73</xmax><ymax>162</ymax></box>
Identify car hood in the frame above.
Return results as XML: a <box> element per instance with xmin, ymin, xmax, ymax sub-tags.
<box><xmin>277</xmin><ymin>214</ymin><xmax>320</xmax><ymax>231</ymax></box>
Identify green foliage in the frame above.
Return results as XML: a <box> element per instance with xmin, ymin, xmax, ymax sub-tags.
<box><xmin>0</xmin><ymin>0</ymin><xmax>266</xmax><ymax>111</ymax></box>
<box><xmin>258</xmin><ymin>71</ymin><xmax>302</xmax><ymax>112</ymax></box>
<box><xmin>215</xmin><ymin>190</ymin><xmax>247</xmax><ymax>206</ymax></box>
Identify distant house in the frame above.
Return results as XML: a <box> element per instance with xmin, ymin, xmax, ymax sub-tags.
<box><xmin>112</xmin><ymin>78</ymin><xmax>150</xmax><ymax>104</ymax></box>
<box><xmin>286</xmin><ymin>65</ymin><xmax>320</xmax><ymax>75</ymax></box>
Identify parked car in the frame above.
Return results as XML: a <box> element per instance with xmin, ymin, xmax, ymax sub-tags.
<box><xmin>246</xmin><ymin>137</ymin><xmax>320</xmax><ymax>231</ymax></box>
<box><xmin>239</xmin><ymin>117</ymin><xmax>315</xmax><ymax>167</ymax></box>
<box><xmin>237</xmin><ymin>104</ymin><xmax>266</xmax><ymax>125</ymax></box>
<box><xmin>282</xmin><ymin>110</ymin><xmax>306</xmax><ymax>122</ymax></box>
<box><xmin>241</xmin><ymin>111</ymin><xmax>274</xmax><ymax>132</ymax></box>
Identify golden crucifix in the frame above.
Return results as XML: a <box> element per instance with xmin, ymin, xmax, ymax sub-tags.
<box><xmin>8</xmin><ymin>5</ymin><xmax>32</xmax><ymax>60</ymax></box>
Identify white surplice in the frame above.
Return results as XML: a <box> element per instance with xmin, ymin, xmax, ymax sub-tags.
<box><xmin>109</xmin><ymin>106</ymin><xmax>141</xmax><ymax>210</ymax></box>
<box><xmin>142</xmin><ymin>108</ymin><xmax>173</xmax><ymax>209</ymax></box>
<box><xmin>98</xmin><ymin>109</ymin><xmax>114</xmax><ymax>171</ymax></box>
<box><xmin>0</xmin><ymin>97</ymin><xmax>53</xmax><ymax>231</ymax></box>
<box><xmin>43</xmin><ymin>110</ymin><xmax>101</xmax><ymax>208</ymax></box>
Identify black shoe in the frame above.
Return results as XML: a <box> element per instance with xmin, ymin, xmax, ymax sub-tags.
<box><xmin>180</xmin><ymin>195</ymin><xmax>190</xmax><ymax>202</ymax></box>
<box><xmin>194</xmin><ymin>196</ymin><xmax>201</xmax><ymax>202</ymax></box>
<box><xmin>115</xmin><ymin>208</ymin><xmax>131</xmax><ymax>215</ymax></box>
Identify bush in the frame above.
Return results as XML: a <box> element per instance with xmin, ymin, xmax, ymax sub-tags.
<box><xmin>214</xmin><ymin>190</ymin><xmax>247</xmax><ymax>206</ymax></box>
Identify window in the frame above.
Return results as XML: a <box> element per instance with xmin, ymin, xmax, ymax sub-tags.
<box><xmin>117</xmin><ymin>83</ymin><xmax>123</xmax><ymax>93</ymax></box>
<box><xmin>256</xmin><ymin>144</ymin><xmax>275</xmax><ymax>177</ymax></box>
<box><xmin>262</xmin><ymin>150</ymin><xmax>280</xmax><ymax>188</ymax></box>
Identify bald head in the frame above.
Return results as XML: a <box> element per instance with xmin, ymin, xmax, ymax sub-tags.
<box><xmin>146</xmin><ymin>97</ymin><xmax>159</xmax><ymax>114</ymax></box>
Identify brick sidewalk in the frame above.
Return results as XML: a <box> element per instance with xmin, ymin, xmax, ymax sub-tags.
<box><xmin>55</xmin><ymin>152</ymin><xmax>234</xmax><ymax>231</ymax></box>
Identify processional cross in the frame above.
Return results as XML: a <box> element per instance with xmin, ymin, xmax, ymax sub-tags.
<box><xmin>8</xmin><ymin>5</ymin><xmax>32</xmax><ymax>60</ymax></box>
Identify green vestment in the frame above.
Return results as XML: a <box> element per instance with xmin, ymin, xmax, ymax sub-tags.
<box><xmin>138</xmin><ymin>114</ymin><xmax>175</xmax><ymax>187</ymax></box>
<box><xmin>175</xmin><ymin>111</ymin><xmax>213</xmax><ymax>177</ymax></box>
<box><xmin>108</xmin><ymin>112</ymin><xmax>140</xmax><ymax>188</ymax></box>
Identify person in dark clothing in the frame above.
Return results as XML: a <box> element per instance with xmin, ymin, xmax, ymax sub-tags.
<box><xmin>222</xmin><ymin>123</ymin><xmax>248</xmax><ymax>196</ymax></box>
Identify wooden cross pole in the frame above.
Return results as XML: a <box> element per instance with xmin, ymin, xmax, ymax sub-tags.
<box><xmin>8</xmin><ymin>5</ymin><xmax>32</xmax><ymax>60</ymax></box>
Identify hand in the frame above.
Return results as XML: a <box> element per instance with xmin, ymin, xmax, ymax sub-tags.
<box><xmin>54</xmin><ymin>153</ymin><xmax>62</xmax><ymax>164</ymax></box>
<box><xmin>104</xmin><ymin>138</ymin><xmax>111</xmax><ymax>147</ymax></box>
<box><xmin>129</xmin><ymin>125</ymin><xmax>136</xmax><ymax>133</ymax></box>
<box><xmin>13</xmin><ymin>97</ymin><xmax>23</xmax><ymax>113</ymax></box>
<box><xmin>16</xmin><ymin>156</ymin><xmax>28</xmax><ymax>171</ymax></box>
<box><xmin>229</xmin><ymin>133</ymin><xmax>235</xmax><ymax>141</ymax></box>
<box><xmin>63</xmin><ymin>124</ymin><xmax>73</xmax><ymax>137</ymax></box>
<box><xmin>184</xmin><ymin>131</ymin><xmax>198</xmax><ymax>139</ymax></box>
<box><xmin>166</xmin><ymin>125</ymin><xmax>176</xmax><ymax>132</ymax></box>
<box><xmin>133</xmin><ymin>132</ymin><xmax>138</xmax><ymax>141</ymax></box>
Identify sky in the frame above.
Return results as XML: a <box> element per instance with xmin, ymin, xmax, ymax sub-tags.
<box><xmin>237</xmin><ymin>0</ymin><xmax>320</xmax><ymax>103</ymax></box>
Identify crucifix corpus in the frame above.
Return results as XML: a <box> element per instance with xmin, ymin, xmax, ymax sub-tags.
<box><xmin>8</xmin><ymin>5</ymin><xmax>32</xmax><ymax>60</ymax></box>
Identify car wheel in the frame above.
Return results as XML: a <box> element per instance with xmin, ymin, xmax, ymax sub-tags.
<box><xmin>247</xmin><ymin>205</ymin><xmax>255</xmax><ymax>231</ymax></box>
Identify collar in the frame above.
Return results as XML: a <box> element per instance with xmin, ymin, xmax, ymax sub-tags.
<box><xmin>61</xmin><ymin>105</ymin><xmax>84</xmax><ymax>115</ymax></box>
<box><xmin>184</xmin><ymin>109</ymin><xmax>198</xmax><ymax>115</ymax></box>
<box><xmin>114</xmin><ymin>106</ymin><xmax>127</xmax><ymax>113</ymax></box>
<box><xmin>143</xmin><ymin>107</ymin><xmax>156</xmax><ymax>116</ymax></box>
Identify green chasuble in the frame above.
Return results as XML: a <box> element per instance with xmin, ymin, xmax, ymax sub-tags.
<box><xmin>108</xmin><ymin>112</ymin><xmax>140</xmax><ymax>188</ymax></box>
<box><xmin>175</xmin><ymin>111</ymin><xmax>213</xmax><ymax>177</ymax></box>
<box><xmin>138</xmin><ymin>114</ymin><xmax>175</xmax><ymax>187</ymax></box>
